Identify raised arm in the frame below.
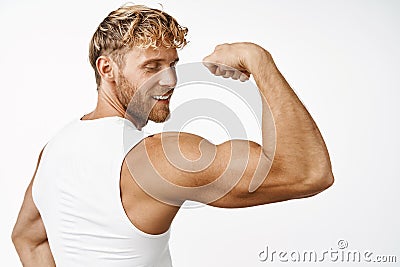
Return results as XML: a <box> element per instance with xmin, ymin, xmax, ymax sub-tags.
<box><xmin>12</xmin><ymin>148</ymin><xmax>56</xmax><ymax>266</ymax></box>
<box><xmin>126</xmin><ymin>42</ymin><xmax>333</xmax><ymax>208</ymax></box>
<box><xmin>203</xmin><ymin>42</ymin><xmax>334</xmax><ymax>205</ymax></box>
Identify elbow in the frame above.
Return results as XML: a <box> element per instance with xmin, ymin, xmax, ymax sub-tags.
<box><xmin>11</xmin><ymin>228</ymin><xmax>26</xmax><ymax>253</ymax></box>
<box><xmin>303</xmin><ymin>168</ymin><xmax>334</xmax><ymax>196</ymax></box>
<box><xmin>11</xmin><ymin>230</ymin><xmax>21</xmax><ymax>249</ymax></box>
<box><xmin>11</xmin><ymin>228</ymin><xmax>18</xmax><ymax>245</ymax></box>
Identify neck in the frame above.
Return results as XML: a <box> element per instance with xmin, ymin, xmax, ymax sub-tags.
<box><xmin>82</xmin><ymin>88</ymin><xmax>147</xmax><ymax>130</ymax></box>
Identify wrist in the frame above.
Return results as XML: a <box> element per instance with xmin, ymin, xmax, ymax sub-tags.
<box><xmin>242</xmin><ymin>43</ymin><xmax>274</xmax><ymax>74</ymax></box>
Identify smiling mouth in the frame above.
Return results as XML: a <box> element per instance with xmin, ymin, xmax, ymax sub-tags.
<box><xmin>152</xmin><ymin>90</ymin><xmax>173</xmax><ymax>101</ymax></box>
<box><xmin>152</xmin><ymin>94</ymin><xmax>171</xmax><ymax>100</ymax></box>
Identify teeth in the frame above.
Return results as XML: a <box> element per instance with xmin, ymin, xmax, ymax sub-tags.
<box><xmin>153</xmin><ymin>95</ymin><xmax>170</xmax><ymax>100</ymax></box>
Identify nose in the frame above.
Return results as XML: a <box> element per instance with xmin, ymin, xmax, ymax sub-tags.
<box><xmin>159</xmin><ymin>67</ymin><xmax>177</xmax><ymax>88</ymax></box>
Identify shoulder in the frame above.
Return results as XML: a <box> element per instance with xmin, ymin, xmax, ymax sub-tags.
<box><xmin>138</xmin><ymin>131</ymin><xmax>215</xmax><ymax>162</ymax></box>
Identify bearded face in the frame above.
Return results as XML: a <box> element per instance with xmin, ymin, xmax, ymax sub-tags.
<box><xmin>115</xmin><ymin>70</ymin><xmax>173</xmax><ymax>127</ymax></box>
<box><xmin>109</xmin><ymin>46</ymin><xmax>178</xmax><ymax>129</ymax></box>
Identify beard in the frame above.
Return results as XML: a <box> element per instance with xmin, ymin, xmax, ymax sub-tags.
<box><xmin>116</xmin><ymin>72</ymin><xmax>171</xmax><ymax>127</ymax></box>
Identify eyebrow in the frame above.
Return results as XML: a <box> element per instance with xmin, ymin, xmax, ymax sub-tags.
<box><xmin>141</xmin><ymin>57</ymin><xmax>179</xmax><ymax>66</ymax></box>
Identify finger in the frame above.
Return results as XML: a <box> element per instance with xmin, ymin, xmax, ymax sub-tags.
<box><xmin>231</xmin><ymin>70</ymin><xmax>242</xmax><ymax>80</ymax></box>
<box><xmin>239</xmin><ymin>73</ymin><xmax>249</xmax><ymax>82</ymax></box>
<box><xmin>215</xmin><ymin>66</ymin><xmax>224</xmax><ymax>76</ymax></box>
<box><xmin>206</xmin><ymin>64</ymin><xmax>218</xmax><ymax>75</ymax></box>
<box><xmin>223</xmin><ymin>70</ymin><xmax>234</xmax><ymax>78</ymax></box>
<box><xmin>202</xmin><ymin>60</ymin><xmax>218</xmax><ymax>74</ymax></box>
<box><xmin>202</xmin><ymin>52</ymin><xmax>218</xmax><ymax>70</ymax></box>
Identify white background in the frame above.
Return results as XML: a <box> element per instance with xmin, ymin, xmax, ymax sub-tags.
<box><xmin>1</xmin><ymin>0</ymin><xmax>399</xmax><ymax>266</ymax></box>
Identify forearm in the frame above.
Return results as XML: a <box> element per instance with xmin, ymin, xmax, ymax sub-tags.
<box><xmin>249</xmin><ymin>45</ymin><xmax>332</xmax><ymax>179</ymax></box>
<box><xmin>14</xmin><ymin>240</ymin><xmax>55</xmax><ymax>267</ymax></box>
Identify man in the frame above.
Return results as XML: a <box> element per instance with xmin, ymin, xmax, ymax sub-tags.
<box><xmin>12</xmin><ymin>4</ymin><xmax>334</xmax><ymax>266</ymax></box>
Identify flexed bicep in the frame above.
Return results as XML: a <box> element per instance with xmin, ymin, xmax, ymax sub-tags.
<box><xmin>125</xmin><ymin>132</ymin><xmax>273</xmax><ymax>207</ymax></box>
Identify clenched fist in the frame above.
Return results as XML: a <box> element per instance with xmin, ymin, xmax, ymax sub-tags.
<box><xmin>202</xmin><ymin>42</ymin><xmax>267</xmax><ymax>82</ymax></box>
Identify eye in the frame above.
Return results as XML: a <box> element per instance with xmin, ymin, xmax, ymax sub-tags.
<box><xmin>144</xmin><ymin>63</ymin><xmax>161</xmax><ymax>72</ymax></box>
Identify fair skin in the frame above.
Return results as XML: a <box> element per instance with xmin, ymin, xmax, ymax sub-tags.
<box><xmin>12</xmin><ymin>43</ymin><xmax>334</xmax><ymax>265</ymax></box>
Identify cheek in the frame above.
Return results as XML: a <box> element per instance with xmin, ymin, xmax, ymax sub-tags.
<box><xmin>137</xmin><ymin>76</ymin><xmax>161</xmax><ymax>95</ymax></box>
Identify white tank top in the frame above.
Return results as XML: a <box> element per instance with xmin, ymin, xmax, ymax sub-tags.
<box><xmin>32</xmin><ymin>116</ymin><xmax>172</xmax><ymax>267</ymax></box>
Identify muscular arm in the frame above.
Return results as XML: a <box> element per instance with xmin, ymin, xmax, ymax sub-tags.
<box><xmin>12</xmin><ymin>149</ymin><xmax>55</xmax><ymax>266</ymax></box>
<box><xmin>203</xmin><ymin>43</ymin><xmax>334</xmax><ymax>206</ymax></box>
<box><xmin>127</xmin><ymin>42</ymin><xmax>333</xmax><ymax>208</ymax></box>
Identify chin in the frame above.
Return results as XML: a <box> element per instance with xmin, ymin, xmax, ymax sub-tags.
<box><xmin>149</xmin><ymin>112</ymin><xmax>171</xmax><ymax>123</ymax></box>
<box><xmin>147</xmin><ymin>104</ymin><xmax>171</xmax><ymax>123</ymax></box>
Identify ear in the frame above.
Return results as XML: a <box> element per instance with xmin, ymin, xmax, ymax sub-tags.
<box><xmin>96</xmin><ymin>56</ymin><xmax>117</xmax><ymax>83</ymax></box>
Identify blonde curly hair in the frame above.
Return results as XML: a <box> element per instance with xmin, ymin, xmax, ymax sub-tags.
<box><xmin>89</xmin><ymin>4</ymin><xmax>188</xmax><ymax>87</ymax></box>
